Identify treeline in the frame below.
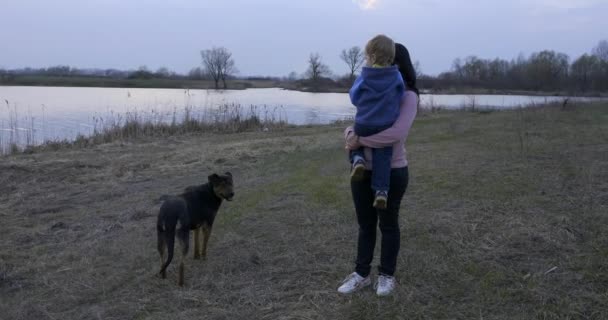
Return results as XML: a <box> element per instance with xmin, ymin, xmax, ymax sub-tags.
<box><xmin>421</xmin><ymin>40</ymin><xmax>608</xmax><ymax>93</ymax></box>
<box><xmin>1</xmin><ymin>40</ymin><xmax>607</xmax><ymax>93</ymax></box>
<box><xmin>0</xmin><ymin>65</ymin><xmax>184</xmax><ymax>80</ymax></box>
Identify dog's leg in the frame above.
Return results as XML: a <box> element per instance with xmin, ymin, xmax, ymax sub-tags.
<box><xmin>157</xmin><ymin>225</ymin><xmax>169</xmax><ymax>279</ymax></box>
<box><xmin>193</xmin><ymin>227</ymin><xmax>201</xmax><ymax>259</ymax></box>
<box><xmin>157</xmin><ymin>229</ymin><xmax>167</xmax><ymax>278</ymax></box>
<box><xmin>202</xmin><ymin>224</ymin><xmax>212</xmax><ymax>260</ymax></box>
<box><xmin>177</xmin><ymin>228</ymin><xmax>190</xmax><ymax>287</ymax></box>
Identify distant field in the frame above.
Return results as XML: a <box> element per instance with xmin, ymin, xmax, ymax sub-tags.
<box><xmin>0</xmin><ymin>76</ymin><xmax>280</xmax><ymax>90</ymax></box>
<box><xmin>1</xmin><ymin>102</ymin><xmax>607</xmax><ymax>319</ymax></box>
<box><xmin>0</xmin><ymin>75</ymin><xmax>350</xmax><ymax>93</ymax></box>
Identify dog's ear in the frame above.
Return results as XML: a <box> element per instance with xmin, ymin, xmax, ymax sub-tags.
<box><xmin>208</xmin><ymin>173</ymin><xmax>220</xmax><ymax>185</ymax></box>
<box><xmin>224</xmin><ymin>172</ymin><xmax>232</xmax><ymax>178</ymax></box>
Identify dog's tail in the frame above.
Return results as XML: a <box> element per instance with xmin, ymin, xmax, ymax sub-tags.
<box><xmin>159</xmin><ymin>225</ymin><xmax>175</xmax><ymax>276</ymax></box>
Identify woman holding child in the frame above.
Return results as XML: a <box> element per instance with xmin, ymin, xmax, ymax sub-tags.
<box><xmin>338</xmin><ymin>35</ymin><xmax>419</xmax><ymax>296</ymax></box>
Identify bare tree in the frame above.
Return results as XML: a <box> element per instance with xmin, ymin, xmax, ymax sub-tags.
<box><xmin>413</xmin><ymin>60</ymin><xmax>423</xmax><ymax>78</ymax></box>
<box><xmin>592</xmin><ymin>39</ymin><xmax>608</xmax><ymax>62</ymax></box>
<box><xmin>340</xmin><ymin>47</ymin><xmax>365</xmax><ymax>79</ymax></box>
<box><xmin>188</xmin><ymin>67</ymin><xmax>206</xmax><ymax>80</ymax></box>
<box><xmin>201</xmin><ymin>47</ymin><xmax>237</xmax><ymax>89</ymax></box>
<box><xmin>287</xmin><ymin>71</ymin><xmax>298</xmax><ymax>81</ymax></box>
<box><xmin>220</xmin><ymin>59</ymin><xmax>237</xmax><ymax>89</ymax></box>
<box><xmin>306</xmin><ymin>53</ymin><xmax>331</xmax><ymax>81</ymax></box>
<box><xmin>155</xmin><ymin>67</ymin><xmax>171</xmax><ymax>78</ymax></box>
<box><xmin>527</xmin><ymin>50</ymin><xmax>570</xmax><ymax>90</ymax></box>
<box><xmin>129</xmin><ymin>65</ymin><xmax>154</xmax><ymax>79</ymax></box>
<box><xmin>452</xmin><ymin>58</ymin><xmax>464</xmax><ymax>79</ymax></box>
<box><xmin>571</xmin><ymin>54</ymin><xmax>600</xmax><ymax>91</ymax></box>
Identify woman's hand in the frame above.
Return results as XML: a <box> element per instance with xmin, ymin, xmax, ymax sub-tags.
<box><xmin>345</xmin><ymin>132</ymin><xmax>361</xmax><ymax>150</ymax></box>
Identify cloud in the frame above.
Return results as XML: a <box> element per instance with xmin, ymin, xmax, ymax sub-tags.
<box><xmin>353</xmin><ymin>0</ymin><xmax>379</xmax><ymax>10</ymax></box>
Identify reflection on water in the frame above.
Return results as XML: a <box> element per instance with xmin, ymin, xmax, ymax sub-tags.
<box><xmin>0</xmin><ymin>86</ymin><xmax>603</xmax><ymax>150</ymax></box>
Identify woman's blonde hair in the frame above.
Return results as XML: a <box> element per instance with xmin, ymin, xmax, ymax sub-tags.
<box><xmin>365</xmin><ymin>35</ymin><xmax>395</xmax><ymax>67</ymax></box>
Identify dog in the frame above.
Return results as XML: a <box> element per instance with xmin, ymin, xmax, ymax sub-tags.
<box><xmin>156</xmin><ymin>172</ymin><xmax>234</xmax><ymax>286</ymax></box>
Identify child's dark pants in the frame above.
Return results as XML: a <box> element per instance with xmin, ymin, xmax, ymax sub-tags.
<box><xmin>351</xmin><ymin>123</ymin><xmax>393</xmax><ymax>192</ymax></box>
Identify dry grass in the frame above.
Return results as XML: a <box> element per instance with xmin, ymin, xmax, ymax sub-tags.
<box><xmin>2</xmin><ymin>103</ymin><xmax>288</xmax><ymax>155</ymax></box>
<box><xmin>1</xmin><ymin>100</ymin><xmax>37</xmax><ymax>154</ymax></box>
<box><xmin>0</xmin><ymin>102</ymin><xmax>607</xmax><ymax>319</ymax></box>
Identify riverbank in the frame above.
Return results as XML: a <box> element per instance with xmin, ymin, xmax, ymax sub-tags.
<box><xmin>2</xmin><ymin>76</ymin><xmax>606</xmax><ymax>97</ymax></box>
<box><xmin>0</xmin><ymin>76</ymin><xmax>280</xmax><ymax>90</ymax></box>
<box><xmin>0</xmin><ymin>75</ymin><xmax>341</xmax><ymax>92</ymax></box>
<box><xmin>1</xmin><ymin>102</ymin><xmax>607</xmax><ymax>319</ymax></box>
<box><xmin>422</xmin><ymin>87</ymin><xmax>608</xmax><ymax>97</ymax></box>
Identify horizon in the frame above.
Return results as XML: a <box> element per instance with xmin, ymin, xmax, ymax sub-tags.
<box><xmin>1</xmin><ymin>0</ymin><xmax>607</xmax><ymax>77</ymax></box>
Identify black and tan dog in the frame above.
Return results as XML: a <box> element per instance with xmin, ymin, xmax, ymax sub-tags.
<box><xmin>156</xmin><ymin>172</ymin><xmax>234</xmax><ymax>286</ymax></box>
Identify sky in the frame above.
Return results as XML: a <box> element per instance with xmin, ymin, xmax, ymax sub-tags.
<box><xmin>1</xmin><ymin>0</ymin><xmax>607</xmax><ymax>76</ymax></box>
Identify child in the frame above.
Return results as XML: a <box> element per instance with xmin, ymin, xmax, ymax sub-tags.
<box><xmin>349</xmin><ymin>34</ymin><xmax>405</xmax><ymax>209</ymax></box>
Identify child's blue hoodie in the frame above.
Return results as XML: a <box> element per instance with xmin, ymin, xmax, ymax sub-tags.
<box><xmin>349</xmin><ymin>65</ymin><xmax>405</xmax><ymax>127</ymax></box>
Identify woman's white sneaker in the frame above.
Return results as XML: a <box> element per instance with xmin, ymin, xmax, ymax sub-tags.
<box><xmin>337</xmin><ymin>272</ymin><xmax>371</xmax><ymax>294</ymax></box>
<box><xmin>376</xmin><ymin>275</ymin><xmax>396</xmax><ymax>296</ymax></box>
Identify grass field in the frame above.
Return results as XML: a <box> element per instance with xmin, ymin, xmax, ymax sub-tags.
<box><xmin>1</xmin><ymin>102</ymin><xmax>607</xmax><ymax>319</ymax></box>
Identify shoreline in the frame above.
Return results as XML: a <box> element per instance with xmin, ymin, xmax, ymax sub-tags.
<box><xmin>0</xmin><ymin>76</ymin><xmax>280</xmax><ymax>91</ymax></box>
<box><xmin>2</xmin><ymin>77</ymin><xmax>607</xmax><ymax>97</ymax></box>
<box><xmin>2</xmin><ymin>100</ymin><xmax>603</xmax><ymax>156</ymax></box>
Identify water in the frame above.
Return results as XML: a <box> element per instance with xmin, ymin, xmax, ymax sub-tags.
<box><xmin>0</xmin><ymin>86</ymin><xmax>602</xmax><ymax>148</ymax></box>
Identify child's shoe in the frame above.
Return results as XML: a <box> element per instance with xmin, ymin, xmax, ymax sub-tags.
<box><xmin>373</xmin><ymin>190</ymin><xmax>388</xmax><ymax>209</ymax></box>
<box><xmin>350</xmin><ymin>158</ymin><xmax>366</xmax><ymax>181</ymax></box>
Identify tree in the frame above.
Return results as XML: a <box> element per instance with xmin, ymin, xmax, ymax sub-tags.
<box><xmin>306</xmin><ymin>53</ymin><xmax>331</xmax><ymax>81</ymax></box>
<box><xmin>571</xmin><ymin>54</ymin><xmax>600</xmax><ymax>92</ymax></box>
<box><xmin>104</xmin><ymin>69</ymin><xmax>128</xmax><ymax>79</ymax></box>
<box><xmin>527</xmin><ymin>50</ymin><xmax>569</xmax><ymax>90</ymax></box>
<box><xmin>413</xmin><ymin>60</ymin><xmax>423</xmax><ymax>78</ymax></box>
<box><xmin>590</xmin><ymin>40</ymin><xmax>608</xmax><ymax>91</ymax></box>
<box><xmin>340</xmin><ymin>47</ymin><xmax>365</xmax><ymax>79</ymax></box>
<box><xmin>129</xmin><ymin>66</ymin><xmax>154</xmax><ymax>79</ymax></box>
<box><xmin>46</xmin><ymin>65</ymin><xmax>72</xmax><ymax>77</ymax></box>
<box><xmin>188</xmin><ymin>67</ymin><xmax>205</xmax><ymax>80</ymax></box>
<box><xmin>452</xmin><ymin>58</ymin><xmax>464</xmax><ymax>79</ymax></box>
<box><xmin>462</xmin><ymin>56</ymin><xmax>488</xmax><ymax>82</ymax></box>
<box><xmin>507</xmin><ymin>53</ymin><xmax>529</xmax><ymax>89</ymax></box>
<box><xmin>201</xmin><ymin>47</ymin><xmax>237</xmax><ymax>89</ymax></box>
<box><xmin>487</xmin><ymin>58</ymin><xmax>509</xmax><ymax>83</ymax></box>
<box><xmin>287</xmin><ymin>71</ymin><xmax>298</xmax><ymax>81</ymax></box>
<box><xmin>155</xmin><ymin>67</ymin><xmax>171</xmax><ymax>78</ymax></box>
<box><xmin>592</xmin><ymin>39</ymin><xmax>608</xmax><ymax>62</ymax></box>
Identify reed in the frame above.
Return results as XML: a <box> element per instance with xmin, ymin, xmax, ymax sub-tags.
<box><xmin>1</xmin><ymin>103</ymin><xmax>288</xmax><ymax>155</ymax></box>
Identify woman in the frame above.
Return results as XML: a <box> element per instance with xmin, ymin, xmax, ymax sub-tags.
<box><xmin>338</xmin><ymin>43</ymin><xmax>419</xmax><ymax>296</ymax></box>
